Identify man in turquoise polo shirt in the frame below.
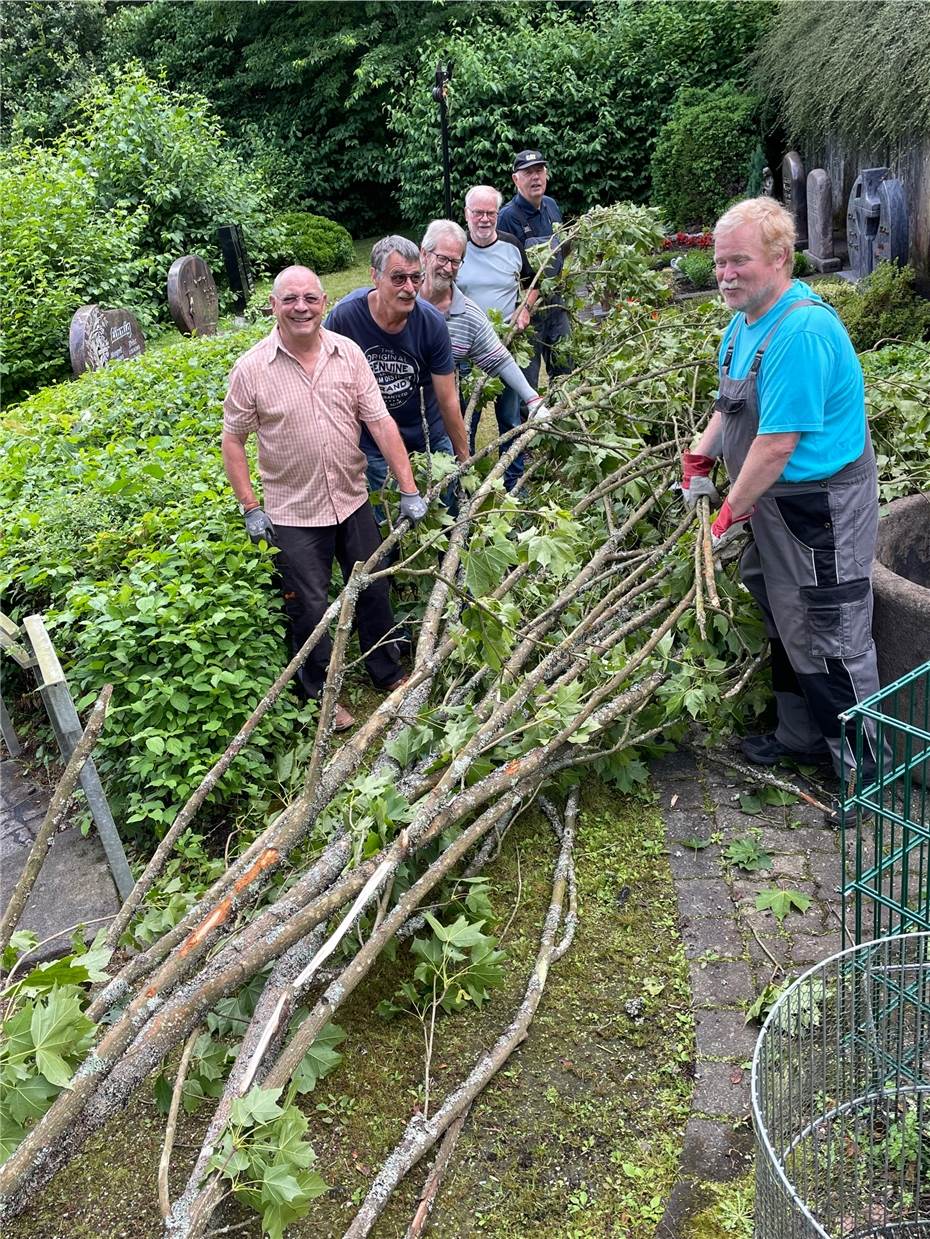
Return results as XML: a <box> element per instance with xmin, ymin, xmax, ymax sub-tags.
<box><xmin>681</xmin><ymin>196</ymin><xmax>883</xmax><ymax>784</ymax></box>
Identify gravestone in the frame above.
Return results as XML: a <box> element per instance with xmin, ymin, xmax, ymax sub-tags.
<box><xmin>874</xmin><ymin>176</ymin><xmax>909</xmax><ymax>267</ymax></box>
<box><xmin>781</xmin><ymin>151</ymin><xmax>808</xmax><ymax>249</ymax></box>
<box><xmin>846</xmin><ymin>167</ymin><xmax>889</xmax><ymax>279</ymax></box>
<box><xmin>761</xmin><ymin>166</ymin><xmax>775</xmax><ymax>198</ymax></box>
<box><xmin>167</xmin><ymin>255</ymin><xmax>219</xmax><ymax>336</ymax></box>
<box><xmin>802</xmin><ymin>169</ymin><xmax>841</xmax><ymax>273</ymax></box>
<box><xmin>217</xmin><ymin>223</ymin><xmax>254</xmax><ymax>311</ymax></box>
<box><xmin>69</xmin><ymin>305</ymin><xmax>145</xmax><ymax>376</ymax></box>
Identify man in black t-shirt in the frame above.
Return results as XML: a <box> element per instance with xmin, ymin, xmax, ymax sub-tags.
<box><xmin>326</xmin><ymin>235</ymin><xmax>469</xmax><ymax>501</ymax></box>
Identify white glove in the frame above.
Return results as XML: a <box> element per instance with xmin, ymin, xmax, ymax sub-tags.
<box><xmin>527</xmin><ymin>397</ymin><xmax>551</xmax><ymax>421</ymax></box>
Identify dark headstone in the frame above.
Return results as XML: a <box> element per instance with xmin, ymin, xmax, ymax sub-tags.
<box><xmin>217</xmin><ymin>223</ymin><xmax>254</xmax><ymax>311</ymax></box>
<box><xmin>781</xmin><ymin>150</ymin><xmax>808</xmax><ymax>249</ymax></box>
<box><xmin>803</xmin><ymin>169</ymin><xmax>841</xmax><ymax>273</ymax></box>
<box><xmin>69</xmin><ymin>305</ymin><xmax>145</xmax><ymax>376</ymax></box>
<box><xmin>846</xmin><ymin>167</ymin><xmax>889</xmax><ymax>279</ymax></box>
<box><xmin>874</xmin><ymin>176</ymin><xmax>909</xmax><ymax>267</ymax></box>
<box><xmin>167</xmin><ymin>255</ymin><xmax>219</xmax><ymax>336</ymax></box>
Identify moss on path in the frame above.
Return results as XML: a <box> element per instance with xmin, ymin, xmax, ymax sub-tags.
<box><xmin>8</xmin><ymin>780</ymin><xmax>693</xmax><ymax>1238</ymax></box>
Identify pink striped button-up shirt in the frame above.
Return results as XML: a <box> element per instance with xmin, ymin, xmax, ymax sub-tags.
<box><xmin>223</xmin><ymin>325</ymin><xmax>390</xmax><ymax>526</ymax></box>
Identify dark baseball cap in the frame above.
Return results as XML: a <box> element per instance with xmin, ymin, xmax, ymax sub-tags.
<box><xmin>513</xmin><ymin>149</ymin><xmax>547</xmax><ymax>172</ymax></box>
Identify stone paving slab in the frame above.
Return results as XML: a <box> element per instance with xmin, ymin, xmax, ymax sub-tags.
<box><xmin>651</xmin><ymin>747</ymin><xmax>849</xmax><ymax>1236</ymax></box>
<box><xmin>1</xmin><ymin>758</ymin><xmax>120</xmax><ymax>960</ymax></box>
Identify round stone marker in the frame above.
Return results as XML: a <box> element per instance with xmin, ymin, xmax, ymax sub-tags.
<box><xmin>167</xmin><ymin>255</ymin><xmax>219</xmax><ymax>336</ymax></box>
<box><xmin>69</xmin><ymin>305</ymin><xmax>146</xmax><ymax>376</ymax></box>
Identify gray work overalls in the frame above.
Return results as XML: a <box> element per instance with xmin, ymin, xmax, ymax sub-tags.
<box><xmin>716</xmin><ymin>299</ymin><xmax>883</xmax><ymax>778</ymax></box>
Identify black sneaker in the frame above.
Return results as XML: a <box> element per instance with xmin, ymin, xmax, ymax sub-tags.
<box><xmin>740</xmin><ymin>733</ymin><xmax>832</xmax><ymax>767</ymax></box>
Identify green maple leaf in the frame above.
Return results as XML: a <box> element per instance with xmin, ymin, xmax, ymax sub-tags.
<box><xmin>723</xmin><ymin>837</ymin><xmax>773</xmax><ymax>873</ymax></box>
<box><xmin>755</xmin><ymin>888</ymin><xmax>811</xmax><ymax>923</ymax></box>
<box><xmin>230</xmin><ymin>1086</ymin><xmax>283</xmax><ymax>1127</ymax></box>
<box><xmin>463</xmin><ymin>534</ymin><xmax>518</xmax><ymax>599</ymax></box>
<box><xmin>29</xmin><ymin>988</ymin><xmax>95</xmax><ymax>1088</ymax></box>
<box><xmin>0</xmin><ymin>1113</ymin><xmax>27</xmax><ymax>1162</ymax></box>
<box><xmin>1</xmin><ymin>1069</ymin><xmax>59</xmax><ymax>1124</ymax></box>
<box><xmin>291</xmin><ymin>1023</ymin><xmax>345</xmax><ymax>1095</ymax></box>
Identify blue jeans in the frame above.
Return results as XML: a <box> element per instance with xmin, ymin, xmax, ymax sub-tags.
<box><xmin>466</xmin><ymin>384</ymin><xmax>524</xmax><ymax>492</ymax></box>
<box><xmin>364</xmin><ymin>428</ymin><xmax>456</xmax><ymax>522</ymax></box>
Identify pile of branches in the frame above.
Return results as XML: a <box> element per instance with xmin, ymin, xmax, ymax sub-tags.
<box><xmin>0</xmin><ymin>220</ymin><xmax>763</xmax><ymax>1235</ymax></box>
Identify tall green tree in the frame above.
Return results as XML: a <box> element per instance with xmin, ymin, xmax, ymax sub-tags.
<box><xmin>387</xmin><ymin>0</ymin><xmax>773</xmax><ymax>227</ymax></box>
<box><xmin>103</xmin><ymin>0</ymin><xmax>531</xmax><ymax>231</ymax></box>
<box><xmin>0</xmin><ymin>0</ymin><xmax>110</xmax><ymax>142</ymax></box>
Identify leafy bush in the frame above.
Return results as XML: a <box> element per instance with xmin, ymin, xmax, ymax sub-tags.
<box><xmin>650</xmin><ymin>85</ymin><xmax>762</xmax><ymax>230</ymax></box>
<box><xmin>792</xmin><ymin>251</ymin><xmax>812</xmax><ymax>277</ymax></box>
<box><xmin>566</xmin><ymin>202</ymin><xmax>670</xmax><ymax>311</ymax></box>
<box><xmin>0</xmin><ymin>142</ymin><xmax>149</xmax><ymax>393</ymax></box>
<box><xmin>269</xmin><ymin>212</ymin><xmax>354</xmax><ymax>275</ymax></box>
<box><xmin>387</xmin><ymin>2</ymin><xmax>773</xmax><ymax>227</ymax></box>
<box><xmin>1</xmin><ymin>65</ymin><xmax>283</xmax><ymax>395</ymax></box>
<box><xmin>677</xmin><ymin>251</ymin><xmax>716</xmax><ymax>289</ymax></box>
<box><xmin>861</xmin><ymin>342</ymin><xmax>930</xmax><ymax>501</ymax></box>
<box><xmin>0</xmin><ymin>326</ymin><xmax>321</xmax><ymax>841</ymax></box>
<box><xmin>818</xmin><ymin>262</ymin><xmax>930</xmax><ymax>352</ymax></box>
<box><xmin>73</xmin><ymin>64</ymin><xmax>281</xmax><ymax>308</ymax></box>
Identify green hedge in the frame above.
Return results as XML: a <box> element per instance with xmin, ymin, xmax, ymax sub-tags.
<box><xmin>268</xmin><ymin>212</ymin><xmax>354</xmax><ymax>276</ymax></box>
<box><xmin>650</xmin><ymin>85</ymin><xmax>762</xmax><ymax>230</ymax></box>
<box><xmin>0</xmin><ymin>328</ymin><xmax>317</xmax><ymax>842</ymax></box>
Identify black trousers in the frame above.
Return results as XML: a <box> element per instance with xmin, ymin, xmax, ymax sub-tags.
<box><xmin>274</xmin><ymin>502</ymin><xmax>402</xmax><ymax>700</ymax></box>
<box><xmin>521</xmin><ymin>306</ymin><xmax>573</xmax><ymax>397</ymax></box>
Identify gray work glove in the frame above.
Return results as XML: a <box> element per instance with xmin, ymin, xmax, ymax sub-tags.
<box><xmin>527</xmin><ymin>396</ymin><xmax>552</xmax><ymax>421</ymax></box>
<box><xmin>243</xmin><ymin>506</ymin><xmax>276</xmax><ymax>545</ymax></box>
<box><xmin>683</xmin><ymin>474</ymin><xmax>721</xmax><ymax>509</ymax></box>
<box><xmin>399</xmin><ymin>490</ymin><xmax>428</xmax><ymax>525</ymax></box>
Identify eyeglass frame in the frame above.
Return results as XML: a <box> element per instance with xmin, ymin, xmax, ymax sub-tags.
<box><xmin>381</xmin><ymin>269</ymin><xmax>425</xmax><ymax>287</ymax></box>
<box><xmin>466</xmin><ymin>207</ymin><xmax>498</xmax><ymax>219</ymax></box>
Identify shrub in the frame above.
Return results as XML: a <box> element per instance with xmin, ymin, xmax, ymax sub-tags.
<box><xmin>269</xmin><ymin>212</ymin><xmax>354</xmax><ymax>275</ymax></box>
<box><xmin>819</xmin><ymin>263</ymin><xmax>930</xmax><ymax>352</ymax></box>
<box><xmin>0</xmin><ymin>327</ymin><xmax>320</xmax><ymax>842</ymax></box>
<box><xmin>0</xmin><ymin>65</ymin><xmax>284</xmax><ymax>395</ymax></box>
<box><xmin>677</xmin><ymin>251</ymin><xmax>716</xmax><ymax>289</ymax></box>
<box><xmin>650</xmin><ymin>85</ymin><xmax>762</xmax><ymax>230</ymax></box>
<box><xmin>0</xmin><ymin>142</ymin><xmax>149</xmax><ymax>394</ymax></box>
<box><xmin>793</xmin><ymin>251</ymin><xmax>812</xmax><ymax>278</ymax></box>
<box><xmin>73</xmin><ymin>64</ymin><xmax>280</xmax><ymax>307</ymax></box>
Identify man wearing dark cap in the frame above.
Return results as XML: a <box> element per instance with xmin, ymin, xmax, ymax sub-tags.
<box><xmin>497</xmin><ymin>149</ymin><xmax>572</xmax><ymax>392</ymax></box>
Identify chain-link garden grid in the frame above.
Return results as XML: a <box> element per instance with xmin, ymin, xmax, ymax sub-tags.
<box><xmin>752</xmin><ymin>932</ymin><xmax>930</xmax><ymax>1237</ymax></box>
<box><xmin>841</xmin><ymin>662</ymin><xmax>930</xmax><ymax>947</ymax></box>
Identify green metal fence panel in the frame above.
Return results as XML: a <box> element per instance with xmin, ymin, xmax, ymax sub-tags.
<box><xmin>841</xmin><ymin>661</ymin><xmax>930</xmax><ymax>947</ymax></box>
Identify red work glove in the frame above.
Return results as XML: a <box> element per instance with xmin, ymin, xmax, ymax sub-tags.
<box><xmin>711</xmin><ymin>498</ymin><xmax>755</xmax><ymax>550</ymax></box>
<box><xmin>681</xmin><ymin>452</ymin><xmax>720</xmax><ymax>508</ymax></box>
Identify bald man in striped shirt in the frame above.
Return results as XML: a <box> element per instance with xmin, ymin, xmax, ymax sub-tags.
<box><xmin>223</xmin><ymin>266</ymin><xmax>427</xmax><ymax>730</ymax></box>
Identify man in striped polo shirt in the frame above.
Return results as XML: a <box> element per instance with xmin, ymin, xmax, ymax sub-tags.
<box><xmin>223</xmin><ymin>266</ymin><xmax>427</xmax><ymax>730</ymax></box>
<box><xmin>418</xmin><ymin>220</ymin><xmax>549</xmax><ymax>491</ymax></box>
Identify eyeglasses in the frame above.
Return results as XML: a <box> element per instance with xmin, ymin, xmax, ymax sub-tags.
<box><xmin>278</xmin><ymin>293</ymin><xmax>324</xmax><ymax>307</ymax></box>
<box><xmin>386</xmin><ymin>270</ymin><xmax>424</xmax><ymax>287</ymax></box>
<box><xmin>467</xmin><ymin>208</ymin><xmax>498</xmax><ymax>218</ymax></box>
<box><xmin>432</xmin><ymin>253</ymin><xmax>463</xmax><ymax>269</ymax></box>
